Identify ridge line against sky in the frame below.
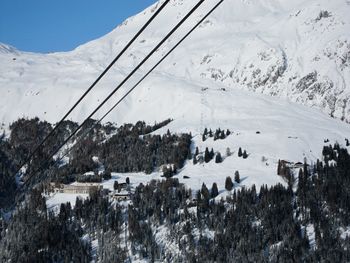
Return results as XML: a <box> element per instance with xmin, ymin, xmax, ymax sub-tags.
<box><xmin>0</xmin><ymin>0</ymin><xmax>158</xmax><ymax>53</ymax></box>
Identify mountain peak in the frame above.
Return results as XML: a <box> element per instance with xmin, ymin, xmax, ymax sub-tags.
<box><xmin>0</xmin><ymin>43</ymin><xmax>19</xmax><ymax>55</ymax></box>
<box><xmin>0</xmin><ymin>0</ymin><xmax>349</xmax><ymax>123</ymax></box>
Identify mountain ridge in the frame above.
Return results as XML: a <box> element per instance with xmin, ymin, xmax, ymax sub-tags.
<box><xmin>0</xmin><ymin>0</ymin><xmax>349</xmax><ymax>124</ymax></box>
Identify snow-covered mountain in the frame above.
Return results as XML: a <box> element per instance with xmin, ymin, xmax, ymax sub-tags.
<box><xmin>2</xmin><ymin>2</ymin><xmax>350</xmax><ymax>259</ymax></box>
<box><xmin>1</xmin><ymin>0</ymin><xmax>350</xmax><ymax>180</ymax></box>
<box><xmin>0</xmin><ymin>0</ymin><xmax>349</xmax><ymax>125</ymax></box>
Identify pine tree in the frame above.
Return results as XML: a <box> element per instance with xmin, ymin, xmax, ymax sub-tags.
<box><xmin>215</xmin><ymin>152</ymin><xmax>222</xmax><ymax>163</ymax></box>
<box><xmin>113</xmin><ymin>181</ymin><xmax>119</xmax><ymax>191</ymax></box>
<box><xmin>203</xmin><ymin>128</ymin><xmax>208</xmax><ymax>136</ymax></box>
<box><xmin>202</xmin><ymin>128</ymin><xmax>208</xmax><ymax>142</ymax></box>
<box><xmin>211</xmin><ymin>183</ymin><xmax>219</xmax><ymax>198</ymax></box>
<box><xmin>192</xmin><ymin>147</ymin><xmax>198</xmax><ymax>164</ymax></box>
<box><xmin>214</xmin><ymin>129</ymin><xmax>220</xmax><ymax>141</ymax></box>
<box><xmin>209</xmin><ymin>148</ymin><xmax>215</xmax><ymax>159</ymax></box>
<box><xmin>277</xmin><ymin>160</ymin><xmax>282</xmax><ymax>175</ymax></box>
<box><xmin>242</xmin><ymin>150</ymin><xmax>248</xmax><ymax>159</ymax></box>
<box><xmin>103</xmin><ymin>170</ymin><xmax>112</xmax><ymax>180</ymax></box>
<box><xmin>162</xmin><ymin>166</ymin><xmax>173</xmax><ymax>178</ymax></box>
<box><xmin>225</xmin><ymin>176</ymin><xmax>233</xmax><ymax>191</ymax></box>
<box><xmin>201</xmin><ymin>183</ymin><xmax>210</xmax><ymax>200</ymax></box>
<box><xmin>220</xmin><ymin>130</ymin><xmax>226</xmax><ymax>140</ymax></box>
<box><xmin>303</xmin><ymin>162</ymin><xmax>308</xmax><ymax>177</ymax></box>
<box><xmin>238</xmin><ymin>147</ymin><xmax>243</xmax><ymax>157</ymax></box>
<box><xmin>195</xmin><ymin>190</ymin><xmax>202</xmax><ymax>203</ymax></box>
<box><xmin>204</xmin><ymin>147</ymin><xmax>211</xmax><ymax>163</ymax></box>
<box><xmin>195</xmin><ymin>147</ymin><xmax>199</xmax><ymax>156</ymax></box>
<box><xmin>234</xmin><ymin>171</ymin><xmax>240</xmax><ymax>183</ymax></box>
<box><xmin>173</xmin><ymin>165</ymin><xmax>177</xmax><ymax>174</ymax></box>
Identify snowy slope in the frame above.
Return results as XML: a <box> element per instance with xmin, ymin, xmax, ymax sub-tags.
<box><xmin>45</xmin><ymin>74</ymin><xmax>350</xmax><ymax>205</ymax></box>
<box><xmin>2</xmin><ymin>0</ymin><xmax>350</xmax><ymax>193</ymax></box>
<box><xmin>0</xmin><ymin>0</ymin><xmax>350</xmax><ymax>124</ymax></box>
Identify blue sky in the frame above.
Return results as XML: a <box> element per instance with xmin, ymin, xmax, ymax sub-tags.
<box><xmin>0</xmin><ymin>0</ymin><xmax>158</xmax><ymax>53</ymax></box>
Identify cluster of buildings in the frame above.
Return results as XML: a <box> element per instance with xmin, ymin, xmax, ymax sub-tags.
<box><xmin>52</xmin><ymin>182</ymin><xmax>102</xmax><ymax>194</ymax></box>
<box><xmin>51</xmin><ymin>181</ymin><xmax>130</xmax><ymax>201</ymax></box>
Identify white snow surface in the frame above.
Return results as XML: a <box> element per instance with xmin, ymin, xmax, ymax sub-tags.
<box><xmin>0</xmin><ymin>0</ymin><xmax>350</xmax><ymax>123</ymax></box>
<box><xmin>46</xmin><ymin>193</ymin><xmax>88</xmax><ymax>211</ymax></box>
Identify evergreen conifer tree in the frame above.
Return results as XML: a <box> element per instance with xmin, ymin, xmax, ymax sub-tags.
<box><xmin>220</xmin><ymin>130</ymin><xmax>226</xmax><ymax>140</ymax></box>
<box><xmin>225</xmin><ymin>176</ymin><xmax>233</xmax><ymax>191</ymax></box>
<box><xmin>201</xmin><ymin>183</ymin><xmax>210</xmax><ymax>200</ymax></box>
<box><xmin>277</xmin><ymin>160</ymin><xmax>282</xmax><ymax>175</ymax></box>
<box><xmin>238</xmin><ymin>147</ymin><xmax>243</xmax><ymax>157</ymax></box>
<box><xmin>234</xmin><ymin>171</ymin><xmax>240</xmax><ymax>183</ymax></box>
<box><xmin>210</xmin><ymin>148</ymin><xmax>215</xmax><ymax>159</ymax></box>
<box><xmin>242</xmin><ymin>150</ymin><xmax>248</xmax><ymax>159</ymax></box>
<box><xmin>195</xmin><ymin>147</ymin><xmax>199</xmax><ymax>156</ymax></box>
<box><xmin>204</xmin><ymin>147</ymin><xmax>211</xmax><ymax>163</ymax></box>
<box><xmin>211</xmin><ymin>183</ymin><xmax>219</xmax><ymax>198</ymax></box>
<box><xmin>215</xmin><ymin>152</ymin><xmax>222</xmax><ymax>163</ymax></box>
